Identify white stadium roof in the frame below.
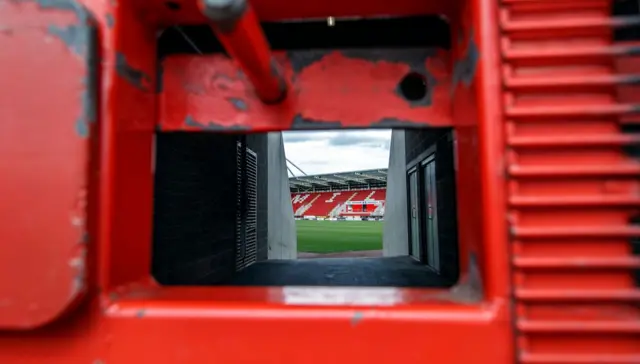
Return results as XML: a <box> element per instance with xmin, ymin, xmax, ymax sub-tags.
<box><xmin>289</xmin><ymin>168</ymin><xmax>387</xmax><ymax>191</ymax></box>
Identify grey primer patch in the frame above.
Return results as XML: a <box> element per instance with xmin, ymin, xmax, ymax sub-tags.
<box><xmin>115</xmin><ymin>52</ymin><xmax>151</xmax><ymax>91</ymax></box>
<box><xmin>184</xmin><ymin>115</ymin><xmax>250</xmax><ymax>131</ymax></box>
<box><xmin>351</xmin><ymin>311</ymin><xmax>364</xmax><ymax>326</ymax></box>
<box><xmin>43</xmin><ymin>0</ymin><xmax>98</xmax><ymax>138</ymax></box>
<box><xmin>105</xmin><ymin>13</ymin><xmax>114</xmax><ymax>28</ymax></box>
<box><xmin>370</xmin><ymin>118</ymin><xmax>426</xmax><ymax>129</ymax></box>
<box><xmin>226</xmin><ymin>97</ymin><xmax>248</xmax><ymax>111</ymax></box>
<box><xmin>467</xmin><ymin>252</ymin><xmax>483</xmax><ymax>293</ymax></box>
<box><xmin>35</xmin><ymin>0</ymin><xmax>85</xmax><ymax>11</ymax></box>
<box><xmin>48</xmin><ymin>24</ymin><xmax>90</xmax><ymax>56</ymax></box>
<box><xmin>287</xmin><ymin>49</ymin><xmax>438</xmax><ymax>107</ymax></box>
<box><xmin>267</xmin><ymin>58</ymin><xmax>288</xmax><ymax>104</ymax></box>
<box><xmin>451</xmin><ymin>30</ymin><xmax>480</xmax><ymax>95</ymax></box>
<box><xmin>287</xmin><ymin>50</ymin><xmax>327</xmax><ymax>73</ymax></box>
<box><xmin>136</xmin><ymin>309</ymin><xmax>145</xmax><ymax>318</ymax></box>
<box><xmin>290</xmin><ymin>114</ymin><xmax>343</xmax><ymax>130</ymax></box>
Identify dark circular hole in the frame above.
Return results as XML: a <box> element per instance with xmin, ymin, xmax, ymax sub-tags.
<box><xmin>398</xmin><ymin>72</ymin><xmax>427</xmax><ymax>101</ymax></box>
<box><xmin>165</xmin><ymin>1</ymin><xmax>181</xmax><ymax>10</ymax></box>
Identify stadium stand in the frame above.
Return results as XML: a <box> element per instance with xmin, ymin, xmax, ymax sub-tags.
<box><xmin>289</xmin><ymin>169</ymin><xmax>387</xmax><ymax>218</ymax></box>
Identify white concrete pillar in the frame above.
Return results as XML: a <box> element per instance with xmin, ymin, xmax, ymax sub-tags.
<box><xmin>383</xmin><ymin>129</ymin><xmax>409</xmax><ymax>257</ymax></box>
<box><xmin>267</xmin><ymin>132</ymin><xmax>298</xmax><ymax>259</ymax></box>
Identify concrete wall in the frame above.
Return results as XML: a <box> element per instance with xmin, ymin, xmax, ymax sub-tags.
<box><xmin>433</xmin><ymin>132</ymin><xmax>460</xmax><ymax>283</ymax></box>
<box><xmin>152</xmin><ymin>133</ymin><xmax>274</xmax><ymax>285</ymax></box>
<box><xmin>403</xmin><ymin>129</ymin><xmax>460</xmax><ymax>284</ymax></box>
<box><xmin>383</xmin><ymin>129</ymin><xmax>409</xmax><ymax>257</ymax></box>
<box><xmin>267</xmin><ymin>132</ymin><xmax>298</xmax><ymax>260</ymax></box>
<box><xmin>152</xmin><ymin>133</ymin><xmax>242</xmax><ymax>285</ymax></box>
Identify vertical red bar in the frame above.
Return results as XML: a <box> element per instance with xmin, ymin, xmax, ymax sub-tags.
<box><xmin>199</xmin><ymin>0</ymin><xmax>287</xmax><ymax>104</ymax></box>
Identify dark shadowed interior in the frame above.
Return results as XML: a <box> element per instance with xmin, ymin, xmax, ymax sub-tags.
<box><xmin>151</xmin><ymin>129</ymin><xmax>459</xmax><ymax>287</ymax></box>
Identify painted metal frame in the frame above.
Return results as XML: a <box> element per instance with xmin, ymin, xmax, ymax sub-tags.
<box><xmin>1</xmin><ymin>0</ymin><xmax>636</xmax><ymax>362</ymax></box>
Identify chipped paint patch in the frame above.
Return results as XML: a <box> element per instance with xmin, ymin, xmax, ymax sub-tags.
<box><xmin>288</xmin><ymin>49</ymin><xmax>438</xmax><ymax>107</ymax></box>
<box><xmin>136</xmin><ymin>309</ymin><xmax>145</xmax><ymax>318</ymax></box>
<box><xmin>48</xmin><ymin>24</ymin><xmax>90</xmax><ymax>57</ymax></box>
<box><xmin>75</xmin><ymin>118</ymin><xmax>89</xmax><ymax>137</ymax></box>
<box><xmin>69</xmin><ymin>246</ymin><xmax>87</xmax><ymax>298</ymax></box>
<box><xmin>0</xmin><ymin>0</ymin><xmax>96</xmax><ymax>329</ymax></box>
<box><xmin>115</xmin><ymin>52</ymin><xmax>151</xmax><ymax>91</ymax></box>
<box><xmin>35</xmin><ymin>0</ymin><xmax>84</xmax><ymax>11</ymax></box>
<box><xmin>43</xmin><ymin>1</ymin><xmax>97</xmax><ymax>138</ymax></box>
<box><xmin>160</xmin><ymin>49</ymin><xmax>453</xmax><ymax>131</ymax></box>
<box><xmin>79</xmin><ymin>35</ymin><xmax>98</xmax><ymax>138</ymax></box>
<box><xmin>184</xmin><ymin>115</ymin><xmax>250</xmax><ymax>131</ymax></box>
<box><xmin>342</xmin><ymin>49</ymin><xmax>439</xmax><ymax>107</ymax></box>
<box><xmin>287</xmin><ymin>51</ymin><xmax>327</xmax><ymax>73</ymax></box>
<box><xmin>291</xmin><ymin>114</ymin><xmax>342</xmax><ymax>130</ymax></box>
<box><xmin>351</xmin><ymin>311</ymin><xmax>364</xmax><ymax>326</ymax></box>
<box><xmin>451</xmin><ymin>30</ymin><xmax>480</xmax><ymax>94</ymax></box>
<box><xmin>226</xmin><ymin>97</ymin><xmax>248</xmax><ymax>111</ymax></box>
<box><xmin>105</xmin><ymin>13</ymin><xmax>114</xmax><ymax>28</ymax></box>
<box><xmin>370</xmin><ymin>118</ymin><xmax>427</xmax><ymax>128</ymax></box>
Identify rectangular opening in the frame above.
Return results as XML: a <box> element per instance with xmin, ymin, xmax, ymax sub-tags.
<box><xmin>151</xmin><ymin>128</ymin><xmax>460</xmax><ymax>288</ymax></box>
<box><xmin>101</xmin><ymin>9</ymin><xmax>488</xmax><ymax>307</ymax></box>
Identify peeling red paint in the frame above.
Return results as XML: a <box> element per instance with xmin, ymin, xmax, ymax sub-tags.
<box><xmin>160</xmin><ymin>49</ymin><xmax>453</xmax><ymax>131</ymax></box>
<box><xmin>0</xmin><ymin>0</ymin><xmax>95</xmax><ymax>329</ymax></box>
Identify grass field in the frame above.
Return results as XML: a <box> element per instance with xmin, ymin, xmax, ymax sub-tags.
<box><xmin>296</xmin><ymin>220</ymin><xmax>383</xmax><ymax>253</ymax></box>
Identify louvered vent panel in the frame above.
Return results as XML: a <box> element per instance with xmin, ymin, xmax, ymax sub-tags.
<box><xmin>499</xmin><ymin>0</ymin><xmax>640</xmax><ymax>362</ymax></box>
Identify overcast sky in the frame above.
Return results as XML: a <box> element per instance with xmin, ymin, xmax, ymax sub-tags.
<box><xmin>283</xmin><ymin>130</ymin><xmax>392</xmax><ymax>176</ymax></box>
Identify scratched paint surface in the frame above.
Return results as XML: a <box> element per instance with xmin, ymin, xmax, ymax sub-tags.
<box><xmin>0</xmin><ymin>0</ymin><xmax>95</xmax><ymax>329</ymax></box>
<box><xmin>160</xmin><ymin>49</ymin><xmax>453</xmax><ymax>131</ymax></box>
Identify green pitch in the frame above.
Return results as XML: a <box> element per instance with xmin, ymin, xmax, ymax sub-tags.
<box><xmin>296</xmin><ymin>220</ymin><xmax>383</xmax><ymax>253</ymax></box>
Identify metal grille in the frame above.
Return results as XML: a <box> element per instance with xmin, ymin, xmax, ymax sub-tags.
<box><xmin>235</xmin><ymin>140</ymin><xmax>258</xmax><ymax>271</ymax></box>
<box><xmin>245</xmin><ymin>147</ymin><xmax>259</xmax><ymax>266</ymax></box>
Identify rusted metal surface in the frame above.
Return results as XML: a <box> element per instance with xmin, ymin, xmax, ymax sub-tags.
<box><xmin>0</xmin><ymin>0</ymin><xmax>97</xmax><ymax>329</ymax></box>
<box><xmin>159</xmin><ymin>48</ymin><xmax>453</xmax><ymax>131</ymax></box>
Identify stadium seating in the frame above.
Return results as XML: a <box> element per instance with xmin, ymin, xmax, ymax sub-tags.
<box><xmin>290</xmin><ymin>188</ymin><xmax>386</xmax><ymax>217</ymax></box>
<box><xmin>291</xmin><ymin>193</ymin><xmax>312</xmax><ymax>213</ymax></box>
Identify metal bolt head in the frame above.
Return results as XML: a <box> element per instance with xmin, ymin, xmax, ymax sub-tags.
<box><xmin>201</xmin><ymin>0</ymin><xmax>247</xmax><ymax>22</ymax></box>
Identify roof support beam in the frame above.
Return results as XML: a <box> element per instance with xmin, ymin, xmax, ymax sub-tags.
<box><xmin>289</xmin><ymin>179</ymin><xmax>313</xmax><ymax>188</ymax></box>
<box><xmin>298</xmin><ymin>178</ymin><xmax>329</xmax><ymax>186</ymax></box>
<box><xmin>356</xmin><ymin>172</ymin><xmax>386</xmax><ymax>181</ymax></box>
